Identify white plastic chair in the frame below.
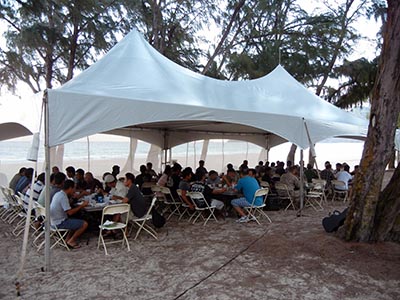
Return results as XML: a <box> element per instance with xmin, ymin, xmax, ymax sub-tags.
<box><xmin>245</xmin><ymin>188</ymin><xmax>272</xmax><ymax>224</ymax></box>
<box><xmin>187</xmin><ymin>192</ymin><xmax>218</xmax><ymax>226</ymax></box>
<box><xmin>275</xmin><ymin>182</ymin><xmax>296</xmax><ymax>210</ymax></box>
<box><xmin>331</xmin><ymin>180</ymin><xmax>348</xmax><ymax>202</ymax></box>
<box><xmin>34</xmin><ymin>206</ymin><xmax>70</xmax><ymax>252</ymax></box>
<box><xmin>176</xmin><ymin>189</ymin><xmax>191</xmax><ymax>221</ymax></box>
<box><xmin>129</xmin><ymin>197</ymin><xmax>158</xmax><ymax>240</ymax></box>
<box><xmin>160</xmin><ymin>186</ymin><xmax>182</xmax><ymax>220</ymax></box>
<box><xmin>98</xmin><ymin>203</ymin><xmax>131</xmax><ymax>255</ymax></box>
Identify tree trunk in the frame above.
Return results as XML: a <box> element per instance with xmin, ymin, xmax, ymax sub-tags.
<box><xmin>387</xmin><ymin>147</ymin><xmax>396</xmax><ymax>169</ymax></box>
<box><xmin>341</xmin><ymin>0</ymin><xmax>400</xmax><ymax>242</ymax></box>
<box><xmin>287</xmin><ymin>144</ymin><xmax>296</xmax><ymax>165</ymax></box>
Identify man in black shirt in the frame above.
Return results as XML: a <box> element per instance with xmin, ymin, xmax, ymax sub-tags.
<box><xmin>123</xmin><ymin>173</ymin><xmax>146</xmax><ymax>218</ymax></box>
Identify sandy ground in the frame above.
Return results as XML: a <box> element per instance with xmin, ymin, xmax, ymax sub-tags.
<box><xmin>0</xmin><ymin>203</ymin><xmax>399</xmax><ymax>300</ymax></box>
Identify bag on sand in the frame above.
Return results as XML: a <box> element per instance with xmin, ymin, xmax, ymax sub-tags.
<box><xmin>322</xmin><ymin>208</ymin><xmax>348</xmax><ymax>233</ymax></box>
<box><xmin>151</xmin><ymin>208</ymin><xmax>166</xmax><ymax>228</ymax></box>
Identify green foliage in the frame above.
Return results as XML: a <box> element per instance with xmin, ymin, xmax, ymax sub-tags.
<box><xmin>328</xmin><ymin>57</ymin><xmax>378</xmax><ymax>108</ymax></box>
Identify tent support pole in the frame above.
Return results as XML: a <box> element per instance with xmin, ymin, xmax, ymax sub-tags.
<box><xmin>299</xmin><ymin>148</ymin><xmax>304</xmax><ymax>216</ymax></box>
<box><xmin>44</xmin><ymin>91</ymin><xmax>51</xmax><ymax>271</ymax></box>
<box><xmin>303</xmin><ymin>119</ymin><xmax>320</xmax><ymax>178</ymax></box>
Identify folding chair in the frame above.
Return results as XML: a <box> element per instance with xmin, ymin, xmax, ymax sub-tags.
<box><xmin>160</xmin><ymin>186</ymin><xmax>182</xmax><ymax>220</ymax></box>
<box><xmin>275</xmin><ymin>182</ymin><xmax>296</xmax><ymax>210</ymax></box>
<box><xmin>187</xmin><ymin>192</ymin><xmax>218</xmax><ymax>226</ymax></box>
<box><xmin>245</xmin><ymin>188</ymin><xmax>272</xmax><ymax>224</ymax></box>
<box><xmin>34</xmin><ymin>206</ymin><xmax>70</xmax><ymax>252</ymax></box>
<box><xmin>331</xmin><ymin>180</ymin><xmax>348</xmax><ymax>202</ymax></box>
<box><xmin>129</xmin><ymin>197</ymin><xmax>158</xmax><ymax>240</ymax></box>
<box><xmin>176</xmin><ymin>189</ymin><xmax>192</xmax><ymax>221</ymax></box>
<box><xmin>305</xmin><ymin>179</ymin><xmax>326</xmax><ymax>210</ymax></box>
<box><xmin>259</xmin><ymin>181</ymin><xmax>270</xmax><ymax>188</ymax></box>
<box><xmin>311</xmin><ymin>179</ymin><xmax>328</xmax><ymax>204</ymax></box>
<box><xmin>98</xmin><ymin>203</ymin><xmax>131</xmax><ymax>255</ymax></box>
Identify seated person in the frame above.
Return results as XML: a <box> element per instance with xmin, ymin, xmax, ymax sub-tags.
<box><xmin>84</xmin><ymin>172</ymin><xmax>103</xmax><ymax>193</ymax></box>
<box><xmin>104</xmin><ymin>174</ymin><xmax>128</xmax><ymax>200</ymax></box>
<box><xmin>304</xmin><ymin>164</ymin><xmax>318</xmax><ymax>183</ymax></box>
<box><xmin>75</xmin><ymin>168</ymin><xmax>87</xmax><ymax>191</ymax></box>
<box><xmin>178</xmin><ymin>168</ymin><xmax>195</xmax><ymax>210</ymax></box>
<box><xmin>135</xmin><ymin>165</ymin><xmax>152</xmax><ymax>195</ymax></box>
<box><xmin>335</xmin><ymin>164</ymin><xmax>352</xmax><ymax>191</ymax></box>
<box><xmin>122</xmin><ymin>173</ymin><xmax>146</xmax><ymax>218</ymax></box>
<box><xmin>50</xmin><ymin>180</ymin><xmax>89</xmax><ymax>249</ymax></box>
<box><xmin>190</xmin><ymin>173</ymin><xmax>225</xmax><ymax>211</ymax></box>
<box><xmin>280</xmin><ymin>166</ymin><xmax>301</xmax><ymax>207</ymax></box>
<box><xmin>231</xmin><ymin>169</ymin><xmax>262</xmax><ymax>223</ymax></box>
<box><xmin>221</xmin><ymin>169</ymin><xmax>239</xmax><ymax>187</ymax></box>
<box><xmin>206</xmin><ymin>170</ymin><xmax>221</xmax><ymax>186</ymax></box>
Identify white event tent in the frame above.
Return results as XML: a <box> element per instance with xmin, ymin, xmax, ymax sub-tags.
<box><xmin>42</xmin><ymin>29</ymin><xmax>368</xmax><ymax>269</ymax></box>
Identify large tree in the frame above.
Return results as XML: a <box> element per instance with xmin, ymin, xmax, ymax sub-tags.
<box><xmin>0</xmin><ymin>0</ymin><xmax>127</xmax><ymax>92</ymax></box>
<box><xmin>340</xmin><ymin>0</ymin><xmax>400</xmax><ymax>242</ymax></box>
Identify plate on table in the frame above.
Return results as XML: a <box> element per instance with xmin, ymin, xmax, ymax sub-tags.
<box><xmin>109</xmin><ymin>200</ymin><xmax>122</xmax><ymax>204</ymax></box>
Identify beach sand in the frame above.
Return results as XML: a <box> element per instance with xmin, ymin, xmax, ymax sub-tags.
<box><xmin>0</xmin><ymin>203</ymin><xmax>399</xmax><ymax>299</ymax></box>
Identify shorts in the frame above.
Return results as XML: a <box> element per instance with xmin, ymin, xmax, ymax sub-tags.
<box><xmin>211</xmin><ymin>199</ymin><xmax>224</xmax><ymax>210</ymax></box>
<box><xmin>57</xmin><ymin>218</ymin><xmax>85</xmax><ymax>230</ymax></box>
<box><xmin>231</xmin><ymin>197</ymin><xmax>250</xmax><ymax>208</ymax></box>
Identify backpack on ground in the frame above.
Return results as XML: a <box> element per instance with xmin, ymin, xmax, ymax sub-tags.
<box><xmin>151</xmin><ymin>208</ymin><xmax>166</xmax><ymax>228</ymax></box>
<box><xmin>322</xmin><ymin>208</ymin><xmax>348</xmax><ymax>233</ymax></box>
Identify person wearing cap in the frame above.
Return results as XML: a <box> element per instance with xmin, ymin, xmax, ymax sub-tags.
<box><xmin>104</xmin><ymin>174</ymin><xmax>128</xmax><ymax>200</ymax></box>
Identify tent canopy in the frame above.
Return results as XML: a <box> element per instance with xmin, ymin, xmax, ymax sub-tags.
<box><xmin>47</xmin><ymin>29</ymin><xmax>367</xmax><ymax>149</ymax></box>
<box><xmin>0</xmin><ymin>122</ymin><xmax>32</xmax><ymax>141</ymax></box>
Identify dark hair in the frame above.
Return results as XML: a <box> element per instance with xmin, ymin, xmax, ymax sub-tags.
<box><xmin>199</xmin><ymin>160</ymin><xmax>204</xmax><ymax>164</ymax></box>
<box><xmin>19</xmin><ymin>167</ymin><xmax>27</xmax><ymax>174</ymax></box>
<box><xmin>344</xmin><ymin>165</ymin><xmax>350</xmax><ymax>172</ymax></box>
<box><xmin>50</xmin><ymin>173</ymin><xmax>55</xmax><ymax>183</ymax></box>
<box><xmin>37</xmin><ymin>172</ymin><xmax>45</xmax><ymax>183</ymax></box>
<box><xmin>25</xmin><ymin>168</ymin><xmax>34</xmax><ymax>178</ymax></box>
<box><xmin>163</xmin><ymin>165</ymin><xmax>172</xmax><ymax>174</ymax></box>
<box><xmin>146</xmin><ymin>162</ymin><xmax>153</xmax><ymax>168</ymax></box>
<box><xmin>208</xmin><ymin>170</ymin><xmax>218</xmax><ymax>176</ymax></box>
<box><xmin>102</xmin><ymin>172</ymin><xmax>111</xmax><ymax>180</ymax></box>
<box><xmin>140</xmin><ymin>165</ymin><xmax>147</xmax><ymax>173</ymax></box>
<box><xmin>63</xmin><ymin>179</ymin><xmax>75</xmax><ymax>190</ymax></box>
<box><xmin>181</xmin><ymin>168</ymin><xmax>192</xmax><ymax>179</ymax></box>
<box><xmin>66</xmin><ymin>166</ymin><xmax>75</xmax><ymax>174</ymax></box>
<box><xmin>227</xmin><ymin>163</ymin><xmax>233</xmax><ymax>170</ymax></box>
<box><xmin>241</xmin><ymin>168</ymin><xmax>249</xmax><ymax>175</ymax></box>
<box><xmin>76</xmin><ymin>168</ymin><xmax>85</xmax><ymax>176</ymax></box>
<box><xmin>125</xmin><ymin>172</ymin><xmax>135</xmax><ymax>182</ymax></box>
<box><xmin>248</xmin><ymin>168</ymin><xmax>256</xmax><ymax>175</ymax></box>
<box><xmin>112</xmin><ymin>165</ymin><xmax>120</xmax><ymax>170</ymax></box>
<box><xmin>54</xmin><ymin>172</ymin><xmax>66</xmax><ymax>185</ymax></box>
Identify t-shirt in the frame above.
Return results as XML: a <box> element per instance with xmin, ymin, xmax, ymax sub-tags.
<box><xmin>109</xmin><ymin>181</ymin><xmax>128</xmax><ymax>198</ymax></box>
<box><xmin>178</xmin><ymin>180</ymin><xmax>191</xmax><ymax>192</ymax></box>
<box><xmin>15</xmin><ymin>176</ymin><xmax>30</xmax><ymax>195</ymax></box>
<box><xmin>9</xmin><ymin>173</ymin><xmax>22</xmax><ymax>191</ymax></box>
<box><xmin>336</xmin><ymin>171</ymin><xmax>352</xmax><ymax>190</ymax></box>
<box><xmin>190</xmin><ymin>181</ymin><xmax>213</xmax><ymax>207</ymax></box>
<box><xmin>126</xmin><ymin>184</ymin><xmax>146</xmax><ymax>218</ymax></box>
<box><xmin>235</xmin><ymin>176</ymin><xmax>262</xmax><ymax>206</ymax></box>
<box><xmin>23</xmin><ymin>180</ymin><xmax>44</xmax><ymax>210</ymax></box>
<box><xmin>50</xmin><ymin>190</ymin><xmax>71</xmax><ymax>226</ymax></box>
<box><xmin>37</xmin><ymin>185</ymin><xmax>61</xmax><ymax>207</ymax></box>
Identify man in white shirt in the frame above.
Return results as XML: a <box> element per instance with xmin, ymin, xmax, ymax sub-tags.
<box><xmin>104</xmin><ymin>174</ymin><xmax>128</xmax><ymax>200</ymax></box>
<box><xmin>50</xmin><ymin>180</ymin><xmax>88</xmax><ymax>249</ymax></box>
<box><xmin>335</xmin><ymin>164</ymin><xmax>353</xmax><ymax>190</ymax></box>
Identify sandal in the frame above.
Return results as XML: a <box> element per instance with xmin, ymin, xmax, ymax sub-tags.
<box><xmin>67</xmin><ymin>243</ymin><xmax>81</xmax><ymax>249</ymax></box>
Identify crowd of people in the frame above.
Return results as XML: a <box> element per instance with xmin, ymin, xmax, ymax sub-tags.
<box><xmin>7</xmin><ymin>158</ymin><xmax>358</xmax><ymax>247</ymax></box>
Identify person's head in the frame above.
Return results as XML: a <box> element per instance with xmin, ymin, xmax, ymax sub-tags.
<box><xmin>54</xmin><ymin>172</ymin><xmax>66</xmax><ymax>187</ymax></box>
<box><xmin>112</xmin><ymin>165</ymin><xmax>120</xmax><ymax>175</ymax></box>
<box><xmin>208</xmin><ymin>170</ymin><xmax>218</xmax><ymax>180</ymax></box>
<box><xmin>227</xmin><ymin>169</ymin><xmax>236</xmax><ymax>178</ymax></box>
<box><xmin>146</xmin><ymin>162</ymin><xmax>153</xmax><ymax>170</ymax></box>
<box><xmin>140</xmin><ymin>165</ymin><xmax>147</xmax><ymax>174</ymax></box>
<box><xmin>181</xmin><ymin>168</ymin><xmax>192</xmax><ymax>180</ymax></box>
<box><xmin>265</xmin><ymin>161</ymin><xmax>270</xmax><ymax>167</ymax></box>
<box><xmin>76</xmin><ymin>168</ymin><xmax>85</xmax><ymax>180</ymax></box>
<box><xmin>307</xmin><ymin>163</ymin><xmax>313</xmax><ymax>170</ymax></box>
<box><xmin>84</xmin><ymin>172</ymin><xmax>94</xmax><ymax>183</ymax></box>
<box><xmin>104</xmin><ymin>174</ymin><xmax>117</xmax><ymax>188</ymax></box>
<box><xmin>25</xmin><ymin>168</ymin><xmax>34</xmax><ymax>179</ymax></box>
<box><xmin>344</xmin><ymin>164</ymin><xmax>350</xmax><ymax>172</ymax></box>
<box><xmin>18</xmin><ymin>167</ymin><xmax>26</xmax><ymax>176</ymax></box>
<box><xmin>52</xmin><ymin>166</ymin><xmax>60</xmax><ymax>174</ymax></box>
<box><xmin>241</xmin><ymin>168</ymin><xmax>250</xmax><ymax>177</ymax></box>
<box><xmin>163</xmin><ymin>165</ymin><xmax>172</xmax><ymax>175</ymax></box>
<box><xmin>335</xmin><ymin>163</ymin><xmax>342</xmax><ymax>171</ymax></box>
<box><xmin>270</xmin><ymin>162</ymin><xmax>275</xmax><ymax>168</ymax></box>
<box><xmin>124</xmin><ymin>173</ymin><xmax>135</xmax><ymax>187</ymax></box>
<box><xmin>258</xmin><ymin>161</ymin><xmax>264</xmax><ymax>166</ymax></box>
<box><xmin>325</xmin><ymin>163</ymin><xmax>332</xmax><ymax>170</ymax></box>
<box><xmin>37</xmin><ymin>172</ymin><xmax>45</xmax><ymax>183</ymax></box>
<box><xmin>243</xmin><ymin>160</ymin><xmax>248</xmax><ymax>165</ymax></box>
<box><xmin>63</xmin><ymin>179</ymin><xmax>75</xmax><ymax>196</ymax></box>
<box><xmin>248</xmin><ymin>168</ymin><xmax>256</xmax><ymax>177</ymax></box>
<box><xmin>227</xmin><ymin>163</ymin><xmax>233</xmax><ymax>171</ymax></box>
<box><xmin>264</xmin><ymin>167</ymin><xmax>272</xmax><ymax>176</ymax></box>
<box><xmin>102</xmin><ymin>172</ymin><xmax>112</xmax><ymax>180</ymax></box>
<box><xmin>288</xmin><ymin>166</ymin><xmax>298</xmax><ymax>175</ymax></box>
<box><xmin>66</xmin><ymin>166</ymin><xmax>75</xmax><ymax>178</ymax></box>
<box><xmin>199</xmin><ymin>160</ymin><xmax>205</xmax><ymax>166</ymax></box>
<box><xmin>172</xmin><ymin>165</ymin><xmax>181</xmax><ymax>175</ymax></box>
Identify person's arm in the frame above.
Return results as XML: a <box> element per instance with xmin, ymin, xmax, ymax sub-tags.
<box><xmin>181</xmin><ymin>189</ymin><xmax>194</xmax><ymax>209</ymax></box>
<box><xmin>66</xmin><ymin>200</ymin><xmax>88</xmax><ymax>216</ymax></box>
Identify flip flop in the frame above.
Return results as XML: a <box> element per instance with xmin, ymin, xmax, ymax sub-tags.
<box><xmin>67</xmin><ymin>243</ymin><xmax>81</xmax><ymax>249</ymax></box>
